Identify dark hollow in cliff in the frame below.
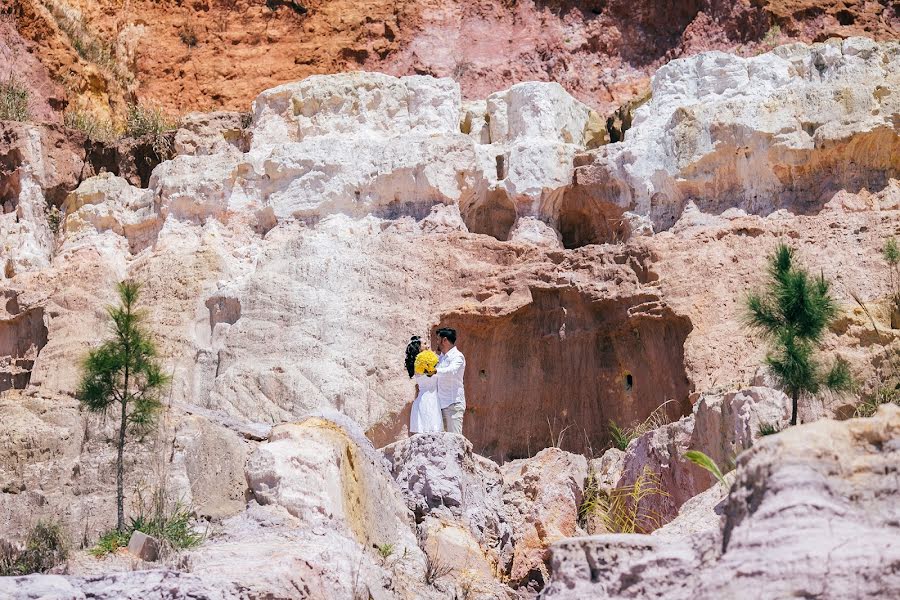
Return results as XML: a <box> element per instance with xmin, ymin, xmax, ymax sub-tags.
<box><xmin>439</xmin><ymin>287</ymin><xmax>693</xmax><ymax>462</ymax></box>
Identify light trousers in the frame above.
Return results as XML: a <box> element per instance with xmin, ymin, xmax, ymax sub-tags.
<box><xmin>441</xmin><ymin>403</ymin><xmax>465</xmax><ymax>435</ymax></box>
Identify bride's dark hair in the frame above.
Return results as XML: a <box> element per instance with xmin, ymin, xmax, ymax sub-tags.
<box><xmin>404</xmin><ymin>336</ymin><xmax>422</xmax><ymax>378</ymax></box>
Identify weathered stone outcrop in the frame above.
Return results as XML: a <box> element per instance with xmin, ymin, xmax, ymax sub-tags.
<box><xmin>501</xmin><ymin>448</ymin><xmax>588</xmax><ymax>589</ymax></box>
<box><xmin>541</xmin><ymin>405</ymin><xmax>900</xmax><ymax>599</ymax></box>
<box><xmin>2</xmin><ymin>38</ymin><xmax>900</xmax><ymax>599</ymax></box>
<box><xmin>63</xmin><ymin>173</ymin><xmax>161</xmax><ymax>254</ymax></box>
<box><xmin>616</xmin><ymin>386</ymin><xmax>791</xmax><ymax>525</ymax></box>
<box><xmin>383</xmin><ymin>433</ymin><xmax>511</xmax><ymax>560</ymax></box>
<box><xmin>0</xmin><ymin>391</ymin><xmax>250</xmax><ymax>544</ymax></box>
<box><xmin>245</xmin><ymin>413</ymin><xmax>422</xmax><ymax>561</ymax></box>
<box><xmin>571</xmin><ymin>38</ymin><xmax>900</xmax><ymax>235</ymax></box>
<box><xmin>383</xmin><ymin>433</ymin><xmax>516</xmax><ymax>597</ymax></box>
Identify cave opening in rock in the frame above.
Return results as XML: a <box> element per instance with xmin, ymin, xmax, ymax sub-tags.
<box><xmin>438</xmin><ymin>288</ymin><xmax>692</xmax><ymax>462</ymax></box>
<box><xmin>0</xmin><ymin>306</ymin><xmax>48</xmax><ymax>392</ymax></box>
<box><xmin>460</xmin><ymin>187</ymin><xmax>517</xmax><ymax>241</ymax></box>
<box><xmin>0</xmin><ymin>149</ymin><xmax>23</xmax><ymax>214</ymax></box>
<box><xmin>206</xmin><ymin>295</ymin><xmax>242</xmax><ymax>335</ymax></box>
<box><xmin>556</xmin><ymin>187</ymin><xmax>630</xmax><ymax>248</ymax></box>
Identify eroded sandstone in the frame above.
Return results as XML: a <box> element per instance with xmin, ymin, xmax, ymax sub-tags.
<box><xmin>541</xmin><ymin>405</ymin><xmax>900</xmax><ymax>599</ymax></box>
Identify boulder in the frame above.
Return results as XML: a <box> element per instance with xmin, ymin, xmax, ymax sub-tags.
<box><xmin>126</xmin><ymin>530</ymin><xmax>160</xmax><ymax>562</ymax></box>
<box><xmin>616</xmin><ymin>387</ymin><xmax>790</xmax><ymax>526</ymax></box>
<box><xmin>245</xmin><ymin>413</ymin><xmax>421</xmax><ymax>560</ymax></box>
<box><xmin>541</xmin><ymin>405</ymin><xmax>900</xmax><ymax>599</ymax></box>
<box><xmin>501</xmin><ymin>448</ymin><xmax>588</xmax><ymax>588</ymax></box>
<box><xmin>382</xmin><ymin>433</ymin><xmax>512</xmax><ymax>573</ymax></box>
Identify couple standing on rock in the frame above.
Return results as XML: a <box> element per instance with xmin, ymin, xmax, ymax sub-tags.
<box><xmin>404</xmin><ymin>328</ymin><xmax>466</xmax><ymax>436</ymax></box>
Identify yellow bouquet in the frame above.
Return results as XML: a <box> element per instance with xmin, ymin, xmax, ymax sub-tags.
<box><xmin>414</xmin><ymin>350</ymin><xmax>439</xmax><ymax>376</ymax></box>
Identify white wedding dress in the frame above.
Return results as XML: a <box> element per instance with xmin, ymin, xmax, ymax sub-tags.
<box><xmin>410</xmin><ymin>374</ymin><xmax>443</xmax><ymax>433</ymax></box>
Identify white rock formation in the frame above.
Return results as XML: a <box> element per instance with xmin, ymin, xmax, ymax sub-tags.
<box><xmin>245</xmin><ymin>413</ymin><xmax>422</xmax><ymax>562</ymax></box>
<box><xmin>383</xmin><ymin>433</ymin><xmax>518</xmax><ymax>597</ymax></box>
<box><xmin>3</xmin><ymin>39</ymin><xmax>900</xmax><ymax>600</ymax></box>
<box><xmin>1</xmin><ymin>125</ymin><xmax>55</xmax><ymax>279</ymax></box>
<box><xmin>501</xmin><ymin>448</ymin><xmax>588</xmax><ymax>588</ymax></box>
<box><xmin>383</xmin><ymin>433</ymin><xmax>513</xmax><ymax>571</ymax></box>
<box><xmin>572</xmin><ymin>37</ymin><xmax>900</xmax><ymax>234</ymax></box>
<box><xmin>63</xmin><ymin>173</ymin><xmax>160</xmax><ymax>253</ymax></box>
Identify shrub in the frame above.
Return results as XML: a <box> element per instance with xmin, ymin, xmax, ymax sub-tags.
<box><xmin>423</xmin><ymin>552</ymin><xmax>453</xmax><ymax>584</ymax></box>
<box><xmin>757</xmin><ymin>422</ymin><xmax>781</xmax><ymax>436</ymax></box>
<box><xmin>577</xmin><ymin>469</ymin><xmax>602</xmax><ymax>530</ymax></box>
<box><xmin>608</xmin><ymin>420</ymin><xmax>632</xmax><ymax>451</ymax></box>
<box><xmin>90</xmin><ymin>529</ymin><xmax>130</xmax><ymax>558</ymax></box>
<box><xmin>375</xmin><ymin>542</ymin><xmax>395</xmax><ymax>560</ymax></box>
<box><xmin>125</xmin><ymin>103</ymin><xmax>177</xmax><ymax>157</ymax></box>
<box><xmin>45</xmin><ymin>202</ymin><xmax>62</xmax><ymax>236</ymax></box>
<box><xmin>602</xmin><ymin>466</ymin><xmax>669</xmax><ymax>534</ymax></box>
<box><xmin>745</xmin><ymin>244</ymin><xmax>853</xmax><ymax>425</ymax></box>
<box><xmin>179</xmin><ymin>22</ymin><xmax>198</xmax><ymax>47</ymax></box>
<box><xmin>64</xmin><ymin>109</ymin><xmax>118</xmax><ymax>142</ymax></box>
<box><xmin>91</xmin><ymin>488</ymin><xmax>203</xmax><ymax>558</ymax></box>
<box><xmin>854</xmin><ymin>383</ymin><xmax>900</xmax><ymax>418</ymax></box>
<box><xmin>763</xmin><ymin>23</ymin><xmax>781</xmax><ymax>48</ymax></box>
<box><xmin>607</xmin><ymin>399</ymin><xmax>675</xmax><ymax>451</ymax></box>
<box><xmin>0</xmin><ymin>76</ymin><xmax>30</xmax><ymax>122</ymax></box>
<box><xmin>0</xmin><ymin>521</ymin><xmax>69</xmax><ymax>575</ymax></box>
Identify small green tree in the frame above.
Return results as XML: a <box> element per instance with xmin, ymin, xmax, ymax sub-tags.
<box><xmin>745</xmin><ymin>244</ymin><xmax>852</xmax><ymax>426</ymax></box>
<box><xmin>78</xmin><ymin>281</ymin><xmax>169</xmax><ymax>532</ymax></box>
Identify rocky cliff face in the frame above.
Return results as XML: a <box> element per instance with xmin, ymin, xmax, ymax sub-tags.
<box><xmin>0</xmin><ymin>31</ymin><xmax>899</xmax><ymax>599</ymax></box>
<box><xmin>4</xmin><ymin>0</ymin><xmax>899</xmax><ymax>122</ymax></box>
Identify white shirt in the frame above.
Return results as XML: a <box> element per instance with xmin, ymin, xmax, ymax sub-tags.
<box><xmin>435</xmin><ymin>346</ymin><xmax>466</xmax><ymax>409</ymax></box>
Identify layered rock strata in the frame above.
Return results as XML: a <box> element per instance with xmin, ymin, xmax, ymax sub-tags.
<box><xmin>570</xmin><ymin>38</ymin><xmax>900</xmax><ymax>236</ymax></box>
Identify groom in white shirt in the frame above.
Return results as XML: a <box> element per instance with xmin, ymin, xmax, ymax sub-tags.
<box><xmin>434</xmin><ymin>327</ymin><xmax>466</xmax><ymax>435</ymax></box>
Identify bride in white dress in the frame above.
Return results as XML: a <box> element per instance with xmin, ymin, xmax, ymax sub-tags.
<box><xmin>405</xmin><ymin>336</ymin><xmax>443</xmax><ymax>434</ymax></box>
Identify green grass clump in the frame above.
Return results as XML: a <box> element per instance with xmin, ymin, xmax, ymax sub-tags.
<box><xmin>608</xmin><ymin>420</ymin><xmax>633</xmax><ymax>451</ymax></box>
<box><xmin>0</xmin><ymin>76</ymin><xmax>30</xmax><ymax>122</ymax></box>
<box><xmin>0</xmin><ymin>521</ymin><xmax>68</xmax><ymax>575</ymax></box>
<box><xmin>125</xmin><ymin>103</ymin><xmax>177</xmax><ymax>157</ymax></box>
<box><xmin>757</xmin><ymin>422</ymin><xmax>781</xmax><ymax>436</ymax></box>
<box><xmin>91</xmin><ymin>492</ymin><xmax>203</xmax><ymax>558</ymax></box>
<box><xmin>90</xmin><ymin>529</ymin><xmax>131</xmax><ymax>558</ymax></box>
<box><xmin>64</xmin><ymin>109</ymin><xmax>118</xmax><ymax>142</ymax></box>
<box><xmin>581</xmin><ymin>466</ymin><xmax>669</xmax><ymax>534</ymax></box>
<box><xmin>854</xmin><ymin>384</ymin><xmax>900</xmax><ymax>418</ymax></box>
<box><xmin>376</xmin><ymin>542</ymin><xmax>395</xmax><ymax>560</ymax></box>
<box><xmin>608</xmin><ymin>400</ymin><xmax>676</xmax><ymax>451</ymax></box>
